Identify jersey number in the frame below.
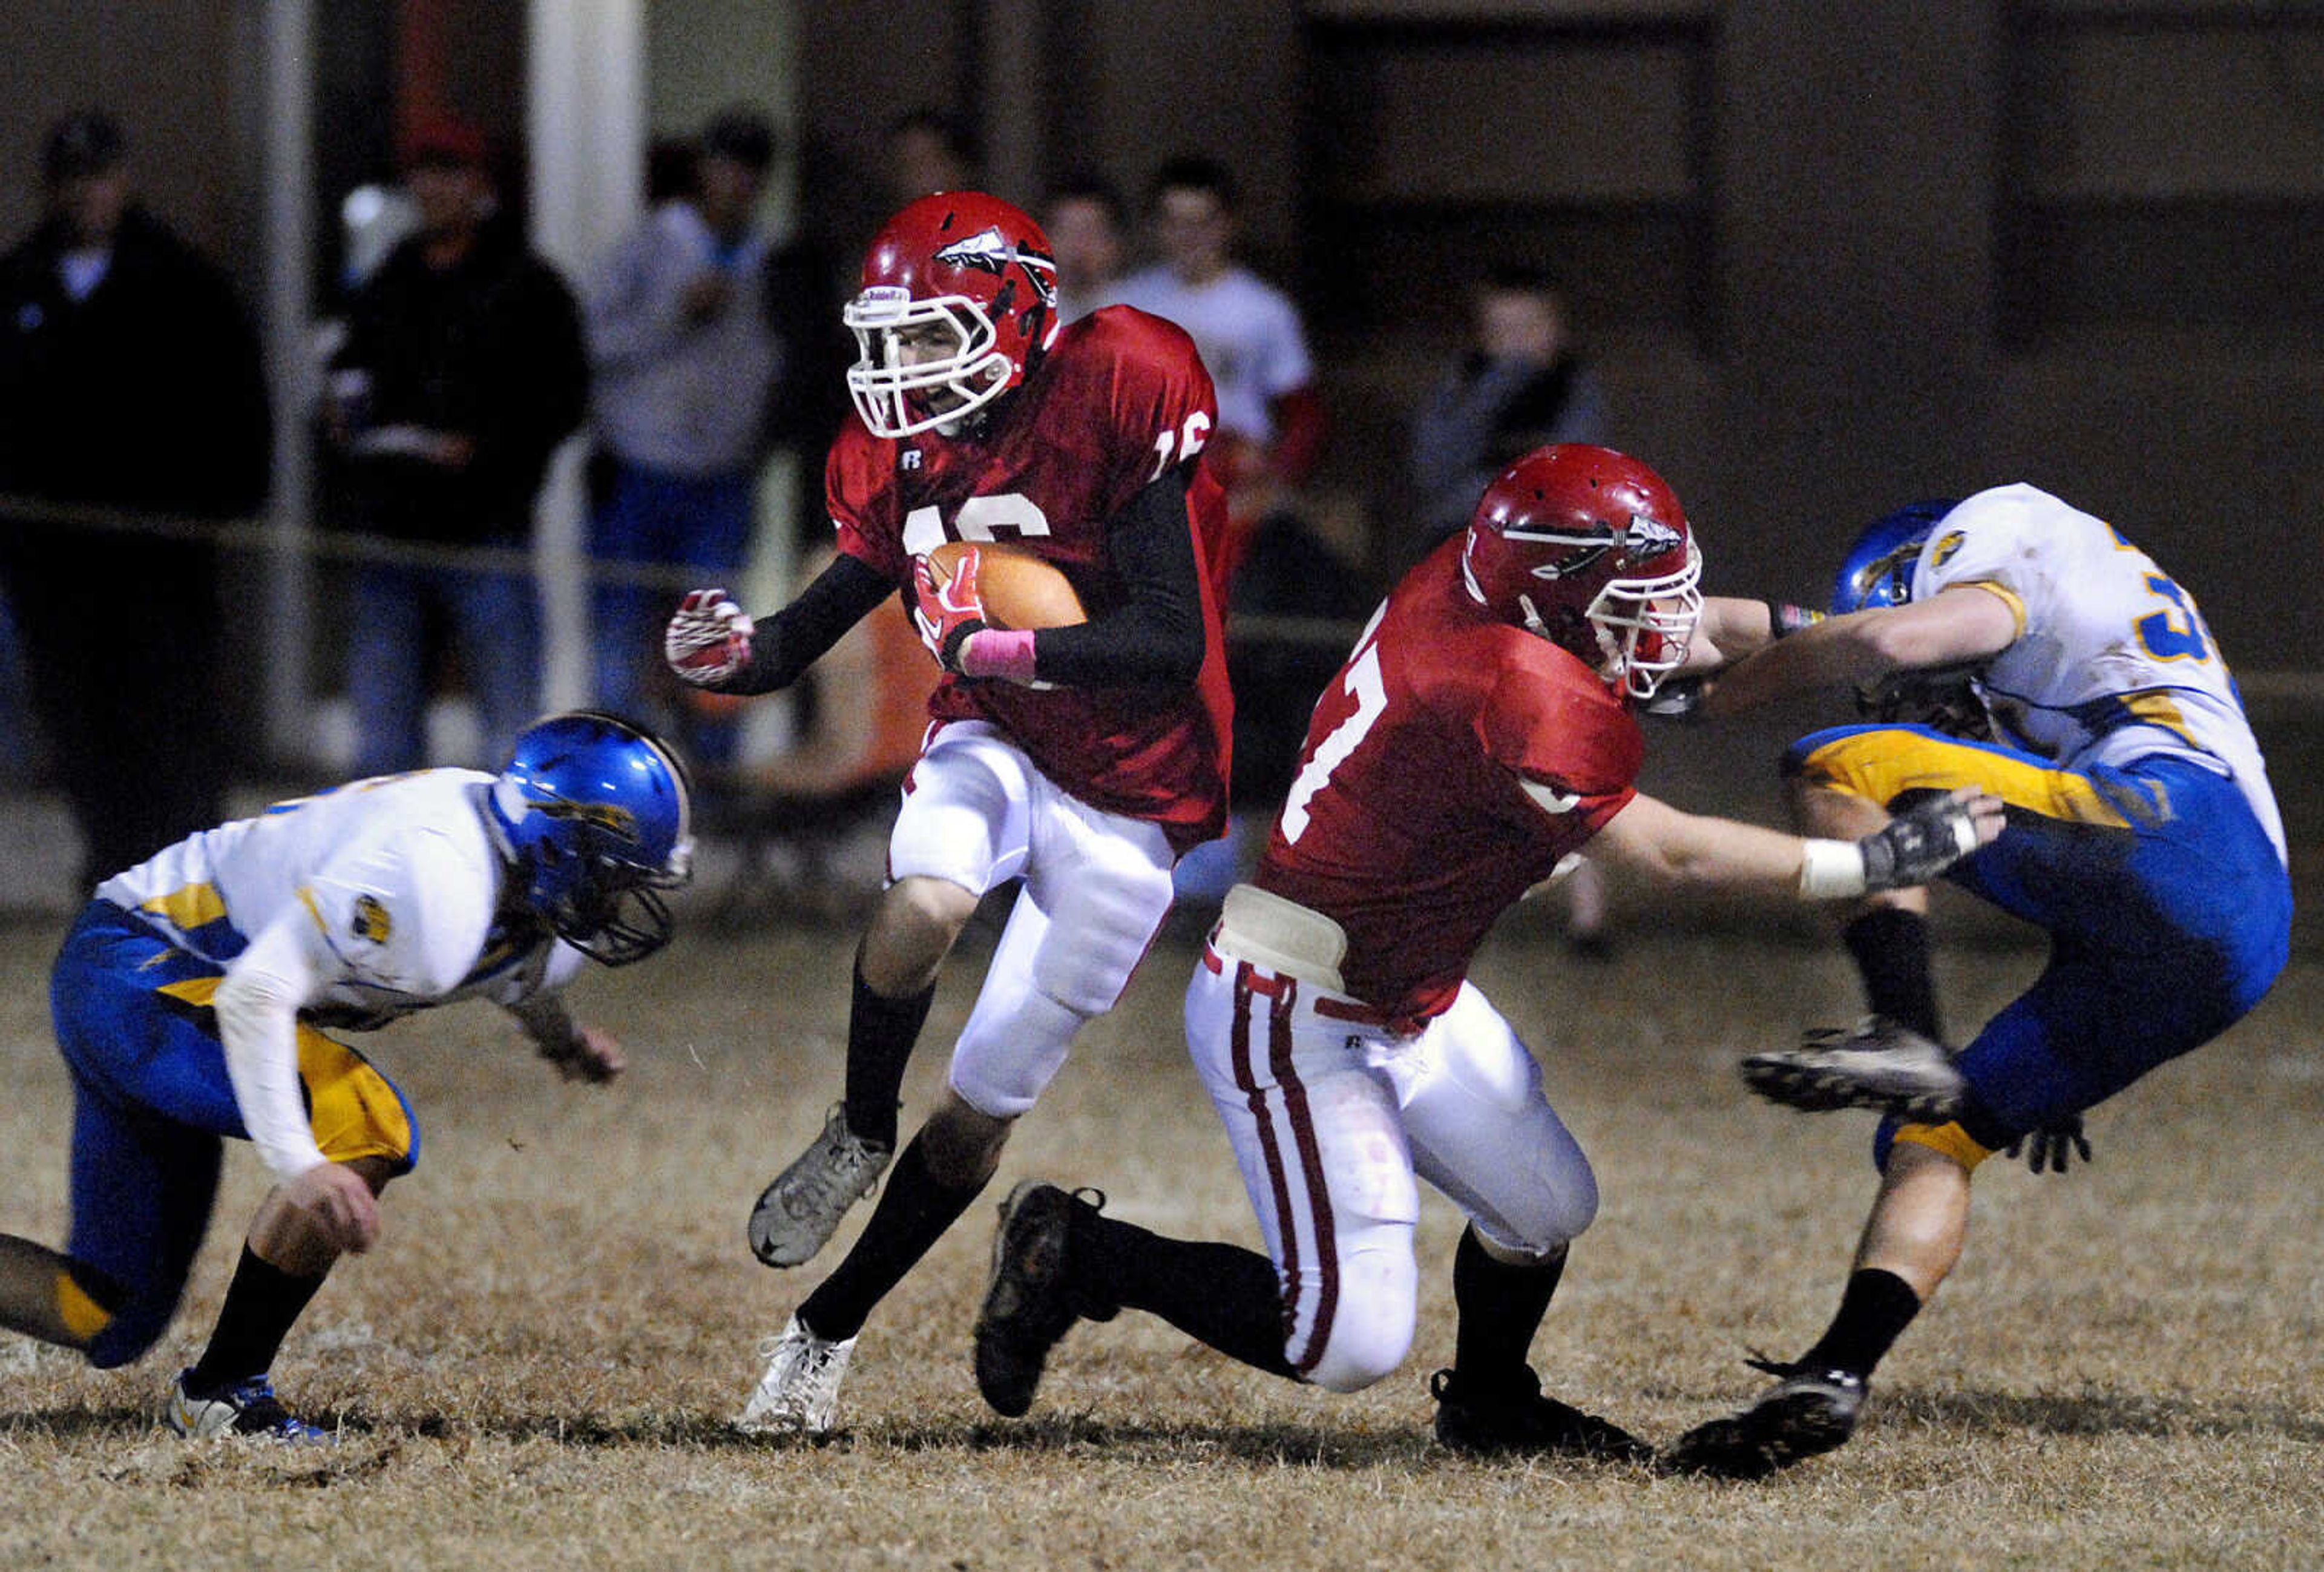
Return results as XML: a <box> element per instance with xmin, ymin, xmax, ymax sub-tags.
<box><xmin>1279</xmin><ymin>605</ymin><xmax>1388</xmax><ymax>845</ymax></box>
<box><xmin>1148</xmin><ymin>412</ymin><xmax>1213</xmax><ymax>482</ymax></box>
<box><xmin>2135</xmin><ymin>573</ymin><xmax>2210</xmax><ymax>663</ymax></box>
<box><xmin>901</xmin><ymin>494</ymin><xmax>1052</xmax><ymax>554</ymax></box>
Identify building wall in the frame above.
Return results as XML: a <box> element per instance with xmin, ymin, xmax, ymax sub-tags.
<box><xmin>0</xmin><ymin>4</ymin><xmax>248</xmax><ymax>268</ymax></box>
<box><xmin>7</xmin><ymin>1</ymin><xmax>2320</xmax><ymax>662</ymax></box>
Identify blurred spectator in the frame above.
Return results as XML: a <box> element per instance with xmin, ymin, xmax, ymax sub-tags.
<box><xmin>1410</xmin><ymin>265</ymin><xmax>1609</xmax><ymax>545</ymax></box>
<box><xmin>1114</xmin><ymin>154</ymin><xmax>1336</xmax><ymax>906</ymax></box>
<box><xmin>583</xmin><ymin>105</ymin><xmax>784</xmax><ymax>756</ymax></box>
<box><xmin>883</xmin><ymin>109</ymin><xmax>978</xmax><ymax>205</ymax></box>
<box><xmin>0</xmin><ymin>108</ymin><xmax>269</xmax><ymax>888</ymax></box>
<box><xmin>1112</xmin><ymin>154</ymin><xmax>1325</xmax><ymax>588</ymax></box>
<box><xmin>325</xmin><ymin>119</ymin><xmax>587</xmax><ymax>775</ymax></box>
<box><xmin>1410</xmin><ymin>264</ymin><xmax>1618</xmax><ymax>959</ymax></box>
<box><xmin>1043</xmin><ymin>173</ymin><xmax>1128</xmax><ymax>324</ymax></box>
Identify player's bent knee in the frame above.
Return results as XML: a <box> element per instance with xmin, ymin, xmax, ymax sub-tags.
<box><xmin>1304</xmin><ymin>1307</ymin><xmax>1416</xmax><ymax>1394</ymax></box>
<box><xmin>85</xmin><ymin>1291</ymin><xmax>177</xmax><ymax>1370</ymax></box>
<box><xmin>1293</xmin><ymin>1240</ymin><xmax>1416</xmax><ymax>1393</ymax></box>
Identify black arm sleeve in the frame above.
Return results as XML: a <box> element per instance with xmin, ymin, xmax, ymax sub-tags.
<box><xmin>1031</xmin><ymin>465</ymin><xmax>1207</xmax><ymax>688</ymax></box>
<box><xmin>725</xmin><ymin>551</ymin><xmax>896</xmax><ymax>695</ymax></box>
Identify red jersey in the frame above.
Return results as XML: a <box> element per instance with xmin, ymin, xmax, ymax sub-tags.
<box><xmin>1255</xmin><ymin>537</ymin><xmax>1643</xmax><ymax>1021</ymax></box>
<box><xmin>827</xmin><ymin>306</ymin><xmax>1233</xmax><ymax>852</ymax></box>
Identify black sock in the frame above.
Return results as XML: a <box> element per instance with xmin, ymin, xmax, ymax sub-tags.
<box><xmin>185</xmin><ymin>1245</ymin><xmax>327</xmax><ymax>1393</ymax></box>
<box><xmin>1081</xmin><ymin>1212</ymin><xmax>1295</xmax><ymax>1380</ymax></box>
<box><xmin>842</xmin><ymin>961</ymin><xmax>935</xmax><ymax>1150</ymax></box>
<box><xmin>1451</xmin><ymin>1226</ymin><xmax>1566</xmax><ymax>1383</ymax></box>
<box><xmin>1799</xmin><ymin>1267</ymin><xmax>1923</xmax><ymax>1378</ymax></box>
<box><xmin>798</xmin><ymin>1137</ymin><xmax>982</xmax><ymax>1342</ymax></box>
<box><xmin>1843</xmin><ymin>907</ymin><xmax>1943</xmax><ymax>1042</ymax></box>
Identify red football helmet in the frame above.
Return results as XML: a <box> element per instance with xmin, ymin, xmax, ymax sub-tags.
<box><xmin>1460</xmin><ymin>444</ymin><xmax>1704</xmax><ymax>699</ymax></box>
<box><xmin>843</xmin><ymin>191</ymin><xmax>1062</xmax><ymax>438</ymax></box>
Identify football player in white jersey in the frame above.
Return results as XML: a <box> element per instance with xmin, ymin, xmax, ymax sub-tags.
<box><xmin>0</xmin><ymin>712</ymin><xmax>691</xmax><ymax>1440</ymax></box>
<box><xmin>1663</xmin><ymin>486</ymin><xmax>2291</xmax><ymax>1476</ymax></box>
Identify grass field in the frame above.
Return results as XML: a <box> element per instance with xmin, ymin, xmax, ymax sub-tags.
<box><xmin>1</xmin><ymin>895</ymin><xmax>2318</xmax><ymax>1571</ymax></box>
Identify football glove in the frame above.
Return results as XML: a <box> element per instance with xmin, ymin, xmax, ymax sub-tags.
<box><xmin>911</xmin><ymin>547</ymin><xmax>990</xmax><ymax>673</ymax></box>
<box><xmin>665</xmin><ymin>588</ymin><xmax>755</xmax><ymax>688</ymax></box>
<box><xmin>1641</xmin><ymin>674</ymin><xmax>1708</xmax><ymax>721</ymax></box>
<box><xmin>1857</xmin><ymin>789</ymin><xmax>1997</xmax><ymax>892</ymax></box>
<box><xmin>1857</xmin><ymin>663</ymin><xmax>1992</xmax><ymax>738</ymax></box>
<box><xmin>2005</xmin><ymin>1115</ymin><xmax>2092</xmax><ymax>1176</ymax></box>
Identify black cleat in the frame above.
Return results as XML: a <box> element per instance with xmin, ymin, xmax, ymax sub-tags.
<box><xmin>1662</xmin><ymin>1360</ymin><xmax>1866</xmax><ymax>1478</ymax></box>
<box><xmin>1430</xmin><ymin>1367</ymin><xmax>1653</xmax><ymax>1462</ymax></box>
<box><xmin>1740</xmin><ymin>1018</ymin><xmax>1966</xmax><ymax>1123</ymax></box>
<box><xmin>973</xmin><ymin>1180</ymin><xmax>1103</xmax><ymax>1418</ymax></box>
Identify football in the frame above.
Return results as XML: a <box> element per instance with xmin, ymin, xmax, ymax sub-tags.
<box><xmin>922</xmin><ymin>540</ymin><xmax>1088</xmax><ymax>631</ymax></box>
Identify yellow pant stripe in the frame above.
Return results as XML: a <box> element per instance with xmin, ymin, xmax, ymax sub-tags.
<box><xmin>298</xmin><ymin>1029</ymin><xmax>415</xmax><ymax>1165</ymax></box>
<box><xmin>54</xmin><ymin>1270</ymin><xmax>114</xmax><ymax>1341</ymax></box>
<box><xmin>1894</xmin><ymin>1120</ymin><xmax>1994</xmax><ymax>1170</ymax></box>
<box><xmin>154</xmin><ymin>976</ymin><xmax>415</xmax><ymax>1166</ymax></box>
<box><xmin>1795</xmin><ymin>729</ymin><xmax>2129</xmax><ymax>827</ymax></box>
<box><xmin>140</xmin><ymin>882</ymin><xmax>227</xmax><ymax>932</ymax></box>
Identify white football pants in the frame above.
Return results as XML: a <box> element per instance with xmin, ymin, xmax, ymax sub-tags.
<box><xmin>1185</xmin><ymin>949</ymin><xmax>1598</xmax><ymax>1393</ymax></box>
<box><xmin>888</xmin><ymin>721</ymin><xmax>1177</xmax><ymax>1119</ymax></box>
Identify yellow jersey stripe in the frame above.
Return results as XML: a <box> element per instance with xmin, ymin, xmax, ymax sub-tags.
<box><xmin>156</xmin><ymin>976</ymin><xmax>223</xmax><ymax>1007</ymax></box>
<box><xmin>139</xmin><ymin>883</ymin><xmax>227</xmax><ymax>932</ymax></box>
<box><xmin>1894</xmin><ymin>1120</ymin><xmax>1994</xmax><ymax>1171</ymax></box>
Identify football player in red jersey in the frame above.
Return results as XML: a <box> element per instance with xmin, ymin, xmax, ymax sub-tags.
<box><xmin>967</xmin><ymin>444</ymin><xmax>2003</xmax><ymax>1456</ymax></box>
<box><xmin>663</xmin><ymin>191</ymin><xmax>1234</xmax><ymax>1435</ymax></box>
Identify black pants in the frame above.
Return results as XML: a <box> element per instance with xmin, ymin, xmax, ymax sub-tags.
<box><xmin>2</xmin><ymin>523</ymin><xmax>226</xmax><ymax>890</ymax></box>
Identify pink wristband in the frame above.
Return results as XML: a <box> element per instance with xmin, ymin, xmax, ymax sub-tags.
<box><xmin>960</xmin><ymin>627</ymin><xmax>1039</xmax><ymax>683</ymax></box>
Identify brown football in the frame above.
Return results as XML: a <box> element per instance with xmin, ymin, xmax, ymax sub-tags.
<box><xmin>922</xmin><ymin>540</ymin><xmax>1088</xmax><ymax>631</ymax></box>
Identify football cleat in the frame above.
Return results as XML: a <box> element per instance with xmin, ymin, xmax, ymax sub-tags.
<box><xmin>164</xmin><ymin>1369</ymin><xmax>333</xmax><ymax>1444</ymax></box>
<box><xmin>735</xmin><ymin>1314</ymin><xmax>856</xmax><ymax>1437</ymax></box>
<box><xmin>1739</xmin><ymin>1018</ymin><xmax>1967</xmax><ymax>1123</ymax></box>
<box><xmin>1661</xmin><ymin>1361</ymin><xmax>1867</xmax><ymax>1478</ymax></box>
<box><xmin>973</xmin><ymin>1180</ymin><xmax>1102</xmax><ymax>1418</ymax></box>
<box><xmin>1429</xmin><ymin>1367</ymin><xmax>1653</xmax><ymax>1462</ymax></box>
<box><xmin>747</xmin><ymin>1105</ymin><xmax>894</xmax><ymax>1268</ymax></box>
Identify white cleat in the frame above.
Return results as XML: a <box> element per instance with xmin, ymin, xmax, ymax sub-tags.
<box><xmin>1740</xmin><ymin>1017</ymin><xmax>1968</xmax><ymax>1123</ymax></box>
<box><xmin>164</xmin><ymin>1368</ymin><xmax>333</xmax><ymax>1444</ymax></box>
<box><xmin>747</xmin><ymin>1105</ymin><xmax>893</xmax><ymax>1268</ymax></box>
<box><xmin>735</xmin><ymin>1314</ymin><xmax>856</xmax><ymax>1437</ymax></box>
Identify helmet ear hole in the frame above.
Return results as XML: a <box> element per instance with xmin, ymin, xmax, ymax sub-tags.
<box><xmin>496</xmin><ymin>711</ymin><xmax>695</xmax><ymax>957</ymax></box>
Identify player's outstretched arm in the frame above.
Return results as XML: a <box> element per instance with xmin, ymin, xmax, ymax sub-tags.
<box><xmin>1704</xmin><ymin>587</ymin><xmax>2018</xmax><ymax>719</ymax></box>
<box><xmin>665</xmin><ymin>552</ymin><xmax>893</xmax><ymax>696</ymax></box>
<box><xmin>1583</xmin><ymin>786</ymin><xmax>2001</xmax><ymax>903</ymax></box>
<box><xmin>506</xmin><ymin>994</ymin><xmax>625</xmax><ymax>1084</ymax></box>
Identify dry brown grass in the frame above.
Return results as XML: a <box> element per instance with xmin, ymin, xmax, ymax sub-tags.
<box><xmin>1</xmin><ymin>906</ymin><xmax>2318</xmax><ymax>1571</ymax></box>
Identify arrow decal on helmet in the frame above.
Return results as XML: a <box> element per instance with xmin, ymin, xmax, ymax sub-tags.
<box><xmin>1623</xmin><ymin>515</ymin><xmax>1684</xmax><ymax>562</ymax></box>
<box><xmin>537</xmin><ymin>797</ymin><xmax>641</xmax><ymax>843</ymax></box>
<box><xmin>934</xmin><ymin>226</ymin><xmax>1058</xmax><ymax>305</ymax></box>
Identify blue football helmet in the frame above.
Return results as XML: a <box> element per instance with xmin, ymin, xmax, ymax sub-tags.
<box><xmin>1831</xmin><ymin>501</ymin><xmax>1994</xmax><ymax>737</ymax></box>
<box><xmin>488</xmin><ymin>712</ymin><xmax>694</xmax><ymax>965</ymax></box>
<box><xmin>1830</xmin><ymin>500</ymin><xmax>1961</xmax><ymax>616</ymax></box>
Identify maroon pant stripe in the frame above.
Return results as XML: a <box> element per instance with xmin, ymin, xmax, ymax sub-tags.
<box><xmin>1232</xmin><ymin>963</ymin><xmax>1302</xmax><ymax>1355</ymax></box>
<box><xmin>1268</xmin><ymin>976</ymin><xmax>1338</xmax><ymax>1375</ymax></box>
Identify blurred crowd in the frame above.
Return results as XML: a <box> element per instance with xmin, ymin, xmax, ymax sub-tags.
<box><xmin>0</xmin><ymin>101</ymin><xmax>1628</xmax><ymax>948</ymax></box>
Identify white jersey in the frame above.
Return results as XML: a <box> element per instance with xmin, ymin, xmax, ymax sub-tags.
<box><xmin>97</xmin><ymin>768</ymin><xmax>583</xmax><ymax>1025</ymax></box>
<box><xmin>1109</xmin><ymin>263</ymin><xmax>1311</xmax><ymax>442</ymax></box>
<box><xmin>1913</xmin><ymin>484</ymin><xmax>2286</xmax><ymax>861</ymax></box>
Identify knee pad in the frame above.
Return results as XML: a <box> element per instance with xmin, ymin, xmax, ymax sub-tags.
<box><xmin>1296</xmin><ymin>1243</ymin><xmax>1417</xmax><ymax>1394</ymax></box>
